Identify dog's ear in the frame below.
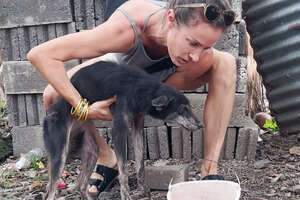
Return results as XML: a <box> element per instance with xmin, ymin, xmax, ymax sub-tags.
<box><xmin>152</xmin><ymin>96</ymin><xmax>173</xmax><ymax>111</ymax></box>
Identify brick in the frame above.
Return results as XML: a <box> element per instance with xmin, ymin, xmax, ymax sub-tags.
<box><xmin>17</xmin><ymin>27</ymin><xmax>30</xmax><ymax>60</ymax></box>
<box><xmin>171</xmin><ymin>127</ymin><xmax>183</xmax><ymax>159</ymax></box>
<box><xmin>94</xmin><ymin>0</ymin><xmax>106</xmax><ymax>26</ymax></box>
<box><xmin>238</xmin><ymin>20</ymin><xmax>248</xmax><ymax>56</ymax></box>
<box><xmin>0</xmin><ymin>0</ymin><xmax>72</xmax><ymax>29</ymax></box>
<box><xmin>85</xmin><ymin>0</ymin><xmax>95</xmax><ymax>29</ymax></box>
<box><xmin>145</xmin><ymin>164</ymin><xmax>190</xmax><ymax>190</ymax></box>
<box><xmin>10</xmin><ymin>28</ymin><xmax>20</xmax><ymax>61</ymax></box>
<box><xmin>17</xmin><ymin>94</ymin><xmax>26</xmax><ymax>127</ymax></box>
<box><xmin>6</xmin><ymin>95</ymin><xmax>18</xmax><ymax>127</ymax></box>
<box><xmin>12</xmin><ymin>126</ymin><xmax>44</xmax><ymax>156</ymax></box>
<box><xmin>247</xmin><ymin>128</ymin><xmax>258</xmax><ymax>160</ymax></box>
<box><xmin>157</xmin><ymin>126</ymin><xmax>169</xmax><ymax>159</ymax></box>
<box><xmin>25</xmin><ymin>94</ymin><xmax>39</xmax><ymax>126</ymax></box>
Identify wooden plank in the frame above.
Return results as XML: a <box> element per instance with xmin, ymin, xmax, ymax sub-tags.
<box><xmin>182</xmin><ymin>129</ymin><xmax>192</xmax><ymax>160</ymax></box>
<box><xmin>157</xmin><ymin>126</ymin><xmax>169</xmax><ymax>159</ymax></box>
<box><xmin>192</xmin><ymin>128</ymin><xmax>204</xmax><ymax>159</ymax></box>
<box><xmin>25</xmin><ymin>94</ymin><xmax>39</xmax><ymax>126</ymax></box>
<box><xmin>0</xmin><ymin>0</ymin><xmax>72</xmax><ymax>29</ymax></box>
<box><xmin>17</xmin><ymin>94</ymin><xmax>27</xmax><ymax>127</ymax></box>
<box><xmin>224</xmin><ymin>128</ymin><xmax>236</xmax><ymax>160</ymax></box>
<box><xmin>146</xmin><ymin>127</ymin><xmax>159</xmax><ymax>160</ymax></box>
<box><xmin>171</xmin><ymin>127</ymin><xmax>182</xmax><ymax>159</ymax></box>
<box><xmin>36</xmin><ymin>94</ymin><xmax>46</xmax><ymax>125</ymax></box>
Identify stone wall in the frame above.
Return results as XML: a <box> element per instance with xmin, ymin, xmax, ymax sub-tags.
<box><xmin>0</xmin><ymin>0</ymin><xmax>257</xmax><ymax>160</ymax></box>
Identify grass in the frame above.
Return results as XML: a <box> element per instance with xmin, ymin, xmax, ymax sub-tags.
<box><xmin>0</xmin><ymin>168</ymin><xmax>15</xmax><ymax>189</ymax></box>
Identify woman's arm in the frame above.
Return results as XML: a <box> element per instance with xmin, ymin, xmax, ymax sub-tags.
<box><xmin>27</xmin><ymin>13</ymin><xmax>135</xmax><ymax>119</ymax></box>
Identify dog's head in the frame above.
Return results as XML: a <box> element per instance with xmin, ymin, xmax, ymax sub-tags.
<box><xmin>148</xmin><ymin>85</ymin><xmax>200</xmax><ymax>130</ymax></box>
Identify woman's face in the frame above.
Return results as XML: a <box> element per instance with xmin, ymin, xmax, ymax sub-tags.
<box><xmin>166</xmin><ymin>10</ymin><xmax>223</xmax><ymax>66</ymax></box>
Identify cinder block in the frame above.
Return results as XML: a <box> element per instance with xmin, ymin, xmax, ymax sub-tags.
<box><xmin>146</xmin><ymin>127</ymin><xmax>160</xmax><ymax>160</ymax></box>
<box><xmin>157</xmin><ymin>126</ymin><xmax>169</xmax><ymax>159</ymax></box>
<box><xmin>214</xmin><ymin>25</ymin><xmax>239</xmax><ymax>57</ymax></box>
<box><xmin>171</xmin><ymin>127</ymin><xmax>183</xmax><ymax>159</ymax></box>
<box><xmin>192</xmin><ymin>128</ymin><xmax>204</xmax><ymax>159</ymax></box>
<box><xmin>0</xmin><ymin>0</ymin><xmax>72</xmax><ymax>29</ymax></box>
<box><xmin>12</xmin><ymin>126</ymin><xmax>44</xmax><ymax>156</ymax></box>
<box><xmin>236</xmin><ymin>57</ymin><xmax>247</xmax><ymax>93</ymax></box>
<box><xmin>235</xmin><ymin>127</ymin><xmax>258</xmax><ymax>160</ymax></box>
<box><xmin>237</xmin><ymin>20</ymin><xmax>248</xmax><ymax>56</ymax></box>
<box><xmin>224</xmin><ymin>128</ymin><xmax>237</xmax><ymax>160</ymax></box>
<box><xmin>169</xmin><ymin>94</ymin><xmax>256</xmax><ymax>128</ymax></box>
<box><xmin>95</xmin><ymin>0</ymin><xmax>106</xmax><ymax>26</ymax></box>
<box><xmin>145</xmin><ymin>164</ymin><xmax>190</xmax><ymax>190</ymax></box>
<box><xmin>182</xmin><ymin>129</ymin><xmax>192</xmax><ymax>160</ymax></box>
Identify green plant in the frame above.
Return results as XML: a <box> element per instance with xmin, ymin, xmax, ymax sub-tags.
<box><xmin>30</xmin><ymin>157</ymin><xmax>45</xmax><ymax>170</ymax></box>
<box><xmin>0</xmin><ymin>168</ymin><xmax>15</xmax><ymax>189</ymax></box>
<box><xmin>263</xmin><ymin>117</ymin><xmax>279</xmax><ymax>132</ymax></box>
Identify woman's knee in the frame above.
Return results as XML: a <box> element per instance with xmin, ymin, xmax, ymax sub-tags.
<box><xmin>213</xmin><ymin>51</ymin><xmax>237</xmax><ymax>89</ymax></box>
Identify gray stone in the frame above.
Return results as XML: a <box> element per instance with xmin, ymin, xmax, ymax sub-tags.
<box><xmin>292</xmin><ymin>185</ymin><xmax>300</xmax><ymax>194</ymax></box>
<box><xmin>192</xmin><ymin>128</ymin><xmax>204</xmax><ymax>159</ymax></box>
<box><xmin>254</xmin><ymin>159</ymin><xmax>270</xmax><ymax>169</ymax></box>
<box><xmin>171</xmin><ymin>127</ymin><xmax>183</xmax><ymax>159</ymax></box>
<box><xmin>236</xmin><ymin>57</ymin><xmax>247</xmax><ymax>93</ymax></box>
<box><xmin>0</xmin><ymin>0</ymin><xmax>72</xmax><ymax>29</ymax></box>
<box><xmin>145</xmin><ymin>164</ymin><xmax>190</xmax><ymax>190</ymax></box>
<box><xmin>12</xmin><ymin>126</ymin><xmax>44</xmax><ymax>156</ymax></box>
<box><xmin>146</xmin><ymin>127</ymin><xmax>159</xmax><ymax>160</ymax></box>
<box><xmin>224</xmin><ymin>128</ymin><xmax>236</xmax><ymax>160</ymax></box>
<box><xmin>214</xmin><ymin>25</ymin><xmax>239</xmax><ymax>57</ymax></box>
<box><xmin>182</xmin><ymin>129</ymin><xmax>192</xmax><ymax>160</ymax></box>
<box><xmin>157</xmin><ymin>126</ymin><xmax>169</xmax><ymax>159</ymax></box>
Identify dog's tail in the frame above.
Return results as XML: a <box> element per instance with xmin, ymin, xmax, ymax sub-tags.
<box><xmin>43</xmin><ymin>99</ymin><xmax>73</xmax><ymax>182</ymax></box>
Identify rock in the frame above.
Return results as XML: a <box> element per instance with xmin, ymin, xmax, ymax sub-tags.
<box><xmin>271</xmin><ymin>174</ymin><xmax>284</xmax><ymax>183</ymax></box>
<box><xmin>289</xmin><ymin>146</ymin><xmax>300</xmax><ymax>156</ymax></box>
<box><xmin>254</xmin><ymin>159</ymin><xmax>270</xmax><ymax>169</ymax></box>
<box><xmin>293</xmin><ymin>185</ymin><xmax>300</xmax><ymax>194</ymax></box>
<box><xmin>253</xmin><ymin>112</ymin><xmax>272</xmax><ymax>130</ymax></box>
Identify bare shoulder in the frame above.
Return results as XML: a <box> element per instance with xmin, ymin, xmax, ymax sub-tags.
<box><xmin>212</xmin><ymin>49</ymin><xmax>236</xmax><ymax>66</ymax></box>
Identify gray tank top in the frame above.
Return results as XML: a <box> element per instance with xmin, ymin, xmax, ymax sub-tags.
<box><xmin>100</xmin><ymin>0</ymin><xmax>175</xmax><ymax>81</ymax></box>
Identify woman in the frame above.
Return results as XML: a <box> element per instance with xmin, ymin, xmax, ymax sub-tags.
<box><xmin>28</xmin><ymin>0</ymin><xmax>237</xmax><ymax>197</ymax></box>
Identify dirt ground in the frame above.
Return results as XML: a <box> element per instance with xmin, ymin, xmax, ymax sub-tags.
<box><xmin>0</xmin><ymin>130</ymin><xmax>300</xmax><ymax>200</ymax></box>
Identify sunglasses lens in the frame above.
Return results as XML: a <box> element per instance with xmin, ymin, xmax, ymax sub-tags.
<box><xmin>224</xmin><ymin>11</ymin><xmax>235</xmax><ymax>26</ymax></box>
<box><xmin>205</xmin><ymin>5</ymin><xmax>219</xmax><ymax>21</ymax></box>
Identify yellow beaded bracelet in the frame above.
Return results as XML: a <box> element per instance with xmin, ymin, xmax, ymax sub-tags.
<box><xmin>70</xmin><ymin>98</ymin><xmax>89</xmax><ymax>120</ymax></box>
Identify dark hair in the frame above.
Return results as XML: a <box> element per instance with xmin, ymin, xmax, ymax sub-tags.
<box><xmin>167</xmin><ymin>0</ymin><xmax>232</xmax><ymax>29</ymax></box>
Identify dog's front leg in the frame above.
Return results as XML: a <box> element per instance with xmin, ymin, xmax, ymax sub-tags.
<box><xmin>132</xmin><ymin>113</ymin><xmax>150</xmax><ymax>199</ymax></box>
<box><xmin>112</xmin><ymin>113</ymin><xmax>132</xmax><ymax>200</ymax></box>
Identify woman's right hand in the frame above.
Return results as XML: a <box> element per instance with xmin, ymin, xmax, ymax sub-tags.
<box><xmin>87</xmin><ymin>95</ymin><xmax>117</xmax><ymax>121</ymax></box>
<box><xmin>43</xmin><ymin>84</ymin><xmax>60</xmax><ymax>109</ymax></box>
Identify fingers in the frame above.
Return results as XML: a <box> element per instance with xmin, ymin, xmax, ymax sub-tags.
<box><xmin>105</xmin><ymin>95</ymin><xmax>117</xmax><ymax>106</ymax></box>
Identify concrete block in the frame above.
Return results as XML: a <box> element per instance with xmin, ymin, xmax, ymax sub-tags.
<box><xmin>192</xmin><ymin>128</ymin><xmax>204</xmax><ymax>159</ymax></box>
<box><xmin>171</xmin><ymin>127</ymin><xmax>183</xmax><ymax>159</ymax></box>
<box><xmin>12</xmin><ymin>125</ymin><xmax>44</xmax><ymax>156</ymax></box>
<box><xmin>10</xmin><ymin>28</ymin><xmax>20</xmax><ymax>61</ymax></box>
<box><xmin>236</xmin><ymin>57</ymin><xmax>247</xmax><ymax>93</ymax></box>
<box><xmin>167</xmin><ymin>94</ymin><xmax>256</xmax><ymax>128</ymax></box>
<box><xmin>95</xmin><ymin>0</ymin><xmax>106</xmax><ymax>26</ymax></box>
<box><xmin>214</xmin><ymin>25</ymin><xmax>239</xmax><ymax>57</ymax></box>
<box><xmin>157</xmin><ymin>126</ymin><xmax>169</xmax><ymax>159</ymax></box>
<box><xmin>17</xmin><ymin>27</ymin><xmax>30</xmax><ymax>60</ymax></box>
<box><xmin>25</xmin><ymin>94</ymin><xmax>39</xmax><ymax>126</ymax></box>
<box><xmin>237</xmin><ymin>20</ymin><xmax>248</xmax><ymax>56</ymax></box>
<box><xmin>0</xmin><ymin>0</ymin><xmax>72</xmax><ymax>29</ymax></box>
<box><xmin>235</xmin><ymin>127</ymin><xmax>258</xmax><ymax>160</ymax></box>
<box><xmin>17</xmin><ymin>95</ymin><xmax>27</xmax><ymax>127</ymax></box>
<box><xmin>145</xmin><ymin>164</ymin><xmax>190</xmax><ymax>190</ymax></box>
<box><xmin>146</xmin><ymin>127</ymin><xmax>160</xmax><ymax>160</ymax></box>
<box><xmin>224</xmin><ymin>128</ymin><xmax>236</xmax><ymax>160</ymax></box>
<box><xmin>182</xmin><ymin>129</ymin><xmax>192</xmax><ymax>160</ymax></box>
<box><xmin>85</xmin><ymin>0</ymin><xmax>95</xmax><ymax>29</ymax></box>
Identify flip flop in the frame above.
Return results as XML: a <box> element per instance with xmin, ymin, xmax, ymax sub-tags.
<box><xmin>88</xmin><ymin>164</ymin><xmax>119</xmax><ymax>197</ymax></box>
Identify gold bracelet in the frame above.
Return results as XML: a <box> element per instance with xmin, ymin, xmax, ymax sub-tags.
<box><xmin>70</xmin><ymin>98</ymin><xmax>90</xmax><ymax>120</ymax></box>
<box><xmin>71</xmin><ymin>98</ymin><xmax>84</xmax><ymax>117</ymax></box>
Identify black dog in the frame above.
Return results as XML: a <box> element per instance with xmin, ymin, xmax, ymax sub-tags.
<box><xmin>43</xmin><ymin>61</ymin><xmax>200</xmax><ymax>200</ymax></box>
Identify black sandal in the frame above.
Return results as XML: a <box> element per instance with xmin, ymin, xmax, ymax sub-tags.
<box><xmin>88</xmin><ymin>164</ymin><xmax>119</xmax><ymax>197</ymax></box>
<box><xmin>202</xmin><ymin>174</ymin><xmax>225</xmax><ymax>180</ymax></box>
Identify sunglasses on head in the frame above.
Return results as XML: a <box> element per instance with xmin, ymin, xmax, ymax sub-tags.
<box><xmin>174</xmin><ymin>3</ymin><xmax>236</xmax><ymax>26</ymax></box>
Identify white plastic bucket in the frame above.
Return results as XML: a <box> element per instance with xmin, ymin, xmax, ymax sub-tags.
<box><xmin>167</xmin><ymin>180</ymin><xmax>241</xmax><ymax>200</ymax></box>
